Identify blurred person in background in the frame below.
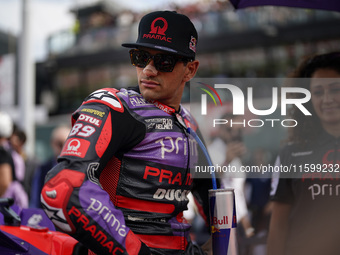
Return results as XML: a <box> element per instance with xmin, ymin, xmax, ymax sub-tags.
<box><xmin>41</xmin><ymin>11</ymin><xmax>214</xmax><ymax>255</ymax></box>
<box><xmin>9</xmin><ymin>125</ymin><xmax>39</xmax><ymax>200</ymax></box>
<box><xmin>246</xmin><ymin>149</ymin><xmax>271</xmax><ymax>233</ymax></box>
<box><xmin>4</xmin><ymin>125</ymin><xmax>26</xmax><ymax>194</ymax></box>
<box><xmin>246</xmin><ymin>148</ymin><xmax>272</xmax><ymax>255</ymax></box>
<box><xmin>267</xmin><ymin>52</ymin><xmax>340</xmax><ymax>255</ymax></box>
<box><xmin>0</xmin><ymin>111</ymin><xmax>28</xmax><ymax>208</ymax></box>
<box><xmin>29</xmin><ymin>125</ymin><xmax>70</xmax><ymax>208</ymax></box>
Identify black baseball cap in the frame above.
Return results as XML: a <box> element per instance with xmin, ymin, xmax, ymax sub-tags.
<box><xmin>122</xmin><ymin>11</ymin><xmax>198</xmax><ymax>59</ymax></box>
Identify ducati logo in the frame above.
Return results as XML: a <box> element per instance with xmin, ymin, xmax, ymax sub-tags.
<box><xmin>143</xmin><ymin>17</ymin><xmax>172</xmax><ymax>42</ymax></box>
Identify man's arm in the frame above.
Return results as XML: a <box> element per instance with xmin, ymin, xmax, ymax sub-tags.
<box><xmin>41</xmin><ymin>89</ymin><xmax>150</xmax><ymax>255</ymax></box>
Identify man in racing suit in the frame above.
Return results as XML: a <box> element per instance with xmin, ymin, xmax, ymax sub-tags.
<box><xmin>41</xmin><ymin>11</ymin><xmax>214</xmax><ymax>255</ymax></box>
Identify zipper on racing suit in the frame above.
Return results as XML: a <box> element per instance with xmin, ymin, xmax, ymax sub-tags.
<box><xmin>174</xmin><ymin>111</ymin><xmax>192</xmax><ymax>253</ymax></box>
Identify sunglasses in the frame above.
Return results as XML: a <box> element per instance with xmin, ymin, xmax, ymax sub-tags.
<box><xmin>129</xmin><ymin>49</ymin><xmax>192</xmax><ymax>72</ymax></box>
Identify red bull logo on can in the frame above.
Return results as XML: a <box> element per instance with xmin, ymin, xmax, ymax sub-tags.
<box><xmin>213</xmin><ymin>215</ymin><xmax>237</xmax><ymax>226</ymax></box>
<box><xmin>211</xmin><ymin>226</ymin><xmax>220</xmax><ymax>234</ymax></box>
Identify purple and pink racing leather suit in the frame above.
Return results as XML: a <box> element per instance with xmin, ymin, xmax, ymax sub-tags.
<box><xmin>41</xmin><ymin>87</ymin><xmax>213</xmax><ymax>255</ymax></box>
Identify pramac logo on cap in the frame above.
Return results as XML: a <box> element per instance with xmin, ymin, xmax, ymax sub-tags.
<box><xmin>150</xmin><ymin>17</ymin><xmax>168</xmax><ymax>35</ymax></box>
<box><xmin>143</xmin><ymin>17</ymin><xmax>172</xmax><ymax>43</ymax></box>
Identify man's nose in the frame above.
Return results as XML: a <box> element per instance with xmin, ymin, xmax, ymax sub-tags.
<box><xmin>143</xmin><ymin>60</ymin><xmax>158</xmax><ymax>76</ymax></box>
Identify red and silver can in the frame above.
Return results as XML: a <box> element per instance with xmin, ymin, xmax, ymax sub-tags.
<box><xmin>209</xmin><ymin>188</ymin><xmax>238</xmax><ymax>255</ymax></box>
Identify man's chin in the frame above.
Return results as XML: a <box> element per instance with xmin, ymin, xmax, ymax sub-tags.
<box><xmin>141</xmin><ymin>90</ymin><xmax>159</xmax><ymax>102</ymax></box>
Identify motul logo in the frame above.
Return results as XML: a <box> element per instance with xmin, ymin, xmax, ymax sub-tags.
<box><xmin>143</xmin><ymin>17</ymin><xmax>172</xmax><ymax>42</ymax></box>
<box><xmin>78</xmin><ymin>113</ymin><xmax>101</xmax><ymax>127</ymax></box>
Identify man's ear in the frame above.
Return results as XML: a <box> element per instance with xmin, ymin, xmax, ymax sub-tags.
<box><xmin>183</xmin><ymin>60</ymin><xmax>199</xmax><ymax>83</ymax></box>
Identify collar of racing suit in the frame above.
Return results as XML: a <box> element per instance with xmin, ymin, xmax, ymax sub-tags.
<box><xmin>147</xmin><ymin>98</ymin><xmax>189</xmax><ymax>132</ymax></box>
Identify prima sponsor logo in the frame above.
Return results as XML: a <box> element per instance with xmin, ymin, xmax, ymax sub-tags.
<box><xmin>87</xmin><ymin>198</ymin><xmax>127</xmax><ymax>237</ymax></box>
<box><xmin>155</xmin><ymin>136</ymin><xmax>198</xmax><ymax>158</ymax></box>
<box><xmin>308</xmin><ymin>183</ymin><xmax>340</xmax><ymax>200</ymax></box>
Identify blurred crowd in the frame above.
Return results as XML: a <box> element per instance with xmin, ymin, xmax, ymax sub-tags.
<box><xmin>0</xmin><ymin>112</ymin><xmax>70</xmax><ymax>210</ymax></box>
